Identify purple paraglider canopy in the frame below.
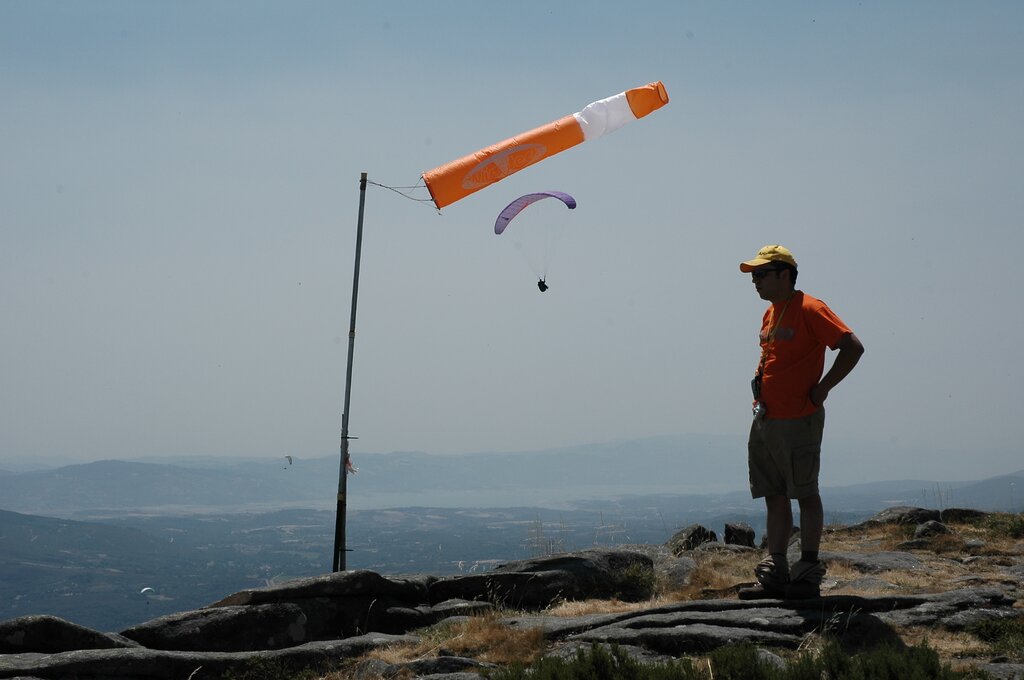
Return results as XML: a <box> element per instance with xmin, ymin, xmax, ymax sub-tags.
<box><xmin>494</xmin><ymin>191</ymin><xmax>576</xmax><ymax>235</ymax></box>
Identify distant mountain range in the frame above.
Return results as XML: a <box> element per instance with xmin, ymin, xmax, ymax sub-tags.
<box><xmin>0</xmin><ymin>434</ymin><xmax>744</xmax><ymax>517</ymax></box>
<box><xmin>1</xmin><ymin>434</ymin><xmax>1022</xmax><ymax>518</ymax></box>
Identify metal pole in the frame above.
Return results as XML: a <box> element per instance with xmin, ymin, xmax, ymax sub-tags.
<box><xmin>333</xmin><ymin>172</ymin><xmax>368</xmax><ymax>572</ymax></box>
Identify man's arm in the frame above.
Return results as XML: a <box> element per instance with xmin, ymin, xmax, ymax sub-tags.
<box><xmin>810</xmin><ymin>332</ymin><xmax>864</xmax><ymax>406</ymax></box>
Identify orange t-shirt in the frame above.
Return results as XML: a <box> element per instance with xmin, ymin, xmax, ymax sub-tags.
<box><xmin>757</xmin><ymin>291</ymin><xmax>852</xmax><ymax>419</ymax></box>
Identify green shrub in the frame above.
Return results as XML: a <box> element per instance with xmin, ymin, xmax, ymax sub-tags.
<box><xmin>706</xmin><ymin>644</ymin><xmax>783</xmax><ymax>680</ymax></box>
<box><xmin>979</xmin><ymin>512</ymin><xmax>1024</xmax><ymax>539</ymax></box>
<box><xmin>613</xmin><ymin>562</ymin><xmax>657</xmax><ymax>601</ymax></box>
<box><xmin>489</xmin><ymin>643</ymin><xmax>702</xmax><ymax>679</ymax></box>
<box><xmin>968</xmin><ymin>616</ymin><xmax>1024</xmax><ymax>660</ymax></box>
<box><xmin>488</xmin><ymin>640</ymin><xmax>985</xmax><ymax>680</ymax></box>
<box><xmin>707</xmin><ymin>641</ymin><xmax>971</xmax><ymax>680</ymax></box>
<box><xmin>218</xmin><ymin>657</ymin><xmax>321</xmax><ymax>680</ymax></box>
<box><xmin>837</xmin><ymin>641</ymin><xmax>968</xmax><ymax>680</ymax></box>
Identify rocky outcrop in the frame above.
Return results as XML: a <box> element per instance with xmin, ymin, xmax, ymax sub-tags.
<box><xmin>4</xmin><ymin>584</ymin><xmax>1019</xmax><ymax>680</ymax></box>
<box><xmin>205</xmin><ymin>569</ymin><xmax>447</xmax><ymax>640</ymax></box>
<box><xmin>504</xmin><ymin>587</ymin><xmax>1020</xmax><ymax>657</ymax></box>
<box><xmin>120</xmin><ymin>603</ymin><xmax>310</xmax><ymax>652</ymax></box>
<box><xmin>940</xmin><ymin>508</ymin><xmax>989</xmax><ymax>523</ymax></box>
<box><xmin>0</xmin><ymin>615</ymin><xmax>138</xmax><ymax>654</ymax></box>
<box><xmin>668</xmin><ymin>524</ymin><xmax>717</xmax><ymax>554</ymax></box>
<box><xmin>852</xmin><ymin>505</ymin><xmax>990</xmax><ymax>529</ymax></box>
<box><xmin>724</xmin><ymin>522</ymin><xmax>755</xmax><ymax>547</ymax></box>
<box><xmin>0</xmin><ymin>548</ymin><xmax>654</xmax><ymax>679</ymax></box>
<box><xmin>915</xmin><ymin>519</ymin><xmax>952</xmax><ymax>538</ymax></box>
<box><xmin>0</xmin><ymin>634</ymin><xmax>418</xmax><ymax>680</ymax></box>
<box><xmin>2</xmin><ymin>514</ymin><xmax>1021</xmax><ymax>680</ymax></box>
<box><xmin>820</xmin><ymin>549</ymin><xmax>926</xmax><ymax>573</ymax></box>
<box><xmin>619</xmin><ymin>543</ymin><xmax>697</xmax><ymax>591</ymax></box>
<box><xmin>429</xmin><ymin>550</ymin><xmax>654</xmax><ymax>607</ymax></box>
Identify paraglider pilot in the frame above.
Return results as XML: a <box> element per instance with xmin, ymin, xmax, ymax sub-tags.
<box><xmin>537</xmin><ymin>278</ymin><xmax>549</xmax><ymax>292</ymax></box>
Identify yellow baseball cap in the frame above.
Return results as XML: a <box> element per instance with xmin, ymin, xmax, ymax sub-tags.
<box><xmin>739</xmin><ymin>245</ymin><xmax>798</xmax><ymax>273</ymax></box>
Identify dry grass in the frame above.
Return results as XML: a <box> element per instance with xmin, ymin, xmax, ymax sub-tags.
<box><xmin>828</xmin><ymin>516</ymin><xmax>1024</xmax><ymax>557</ymax></box>
<box><xmin>439</xmin><ymin>613</ymin><xmax>546</xmax><ymax>664</ymax></box>
<box><xmin>669</xmin><ymin>550</ymin><xmax>764</xmax><ymax>600</ymax></box>
<box><xmin>820</xmin><ymin>518</ymin><xmax>1024</xmax><ymax>597</ymax></box>
<box><xmin>362</xmin><ymin>611</ymin><xmax>545</xmax><ymax>667</ymax></box>
<box><xmin>897</xmin><ymin>626</ymin><xmax>990</xmax><ymax>660</ymax></box>
<box><xmin>892</xmin><ymin>624</ymin><xmax>1016</xmax><ymax>677</ymax></box>
<box><xmin>545</xmin><ymin>595</ymin><xmax>673</xmax><ymax>617</ymax></box>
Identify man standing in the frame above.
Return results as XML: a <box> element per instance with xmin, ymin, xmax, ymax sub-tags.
<box><xmin>739</xmin><ymin>245</ymin><xmax>864</xmax><ymax>599</ymax></box>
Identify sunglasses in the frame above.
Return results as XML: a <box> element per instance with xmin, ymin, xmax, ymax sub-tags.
<box><xmin>751</xmin><ymin>268</ymin><xmax>784</xmax><ymax>280</ymax></box>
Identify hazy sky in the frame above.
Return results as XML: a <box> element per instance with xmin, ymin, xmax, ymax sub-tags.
<box><xmin>3</xmin><ymin>2</ymin><xmax>1022</xmax><ymax>482</ymax></box>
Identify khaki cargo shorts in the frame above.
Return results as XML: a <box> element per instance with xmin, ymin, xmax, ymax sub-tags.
<box><xmin>748</xmin><ymin>407</ymin><xmax>825</xmax><ymax>499</ymax></box>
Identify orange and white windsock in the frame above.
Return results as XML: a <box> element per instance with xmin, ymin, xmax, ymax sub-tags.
<box><xmin>422</xmin><ymin>81</ymin><xmax>669</xmax><ymax>210</ymax></box>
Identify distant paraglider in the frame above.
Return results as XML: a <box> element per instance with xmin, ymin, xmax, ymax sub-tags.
<box><xmin>494</xmin><ymin>191</ymin><xmax>576</xmax><ymax>235</ymax></box>
<box><xmin>495</xmin><ymin>191</ymin><xmax>576</xmax><ymax>292</ymax></box>
<box><xmin>283</xmin><ymin>455</ymin><xmax>293</xmax><ymax>469</ymax></box>
<box><xmin>140</xmin><ymin>587</ymin><xmax>155</xmax><ymax>595</ymax></box>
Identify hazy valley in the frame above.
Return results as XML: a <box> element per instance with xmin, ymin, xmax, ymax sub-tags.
<box><xmin>1</xmin><ymin>436</ymin><xmax>1021</xmax><ymax>632</ymax></box>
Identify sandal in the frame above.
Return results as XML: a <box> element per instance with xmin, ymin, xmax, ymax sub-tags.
<box><xmin>789</xmin><ymin>559</ymin><xmax>826</xmax><ymax>585</ymax></box>
<box><xmin>754</xmin><ymin>555</ymin><xmax>789</xmax><ymax>590</ymax></box>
